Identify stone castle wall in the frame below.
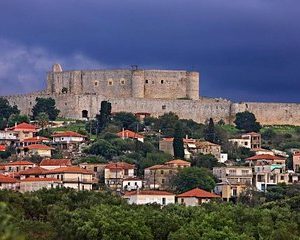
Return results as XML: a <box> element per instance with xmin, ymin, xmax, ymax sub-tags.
<box><xmin>46</xmin><ymin>64</ymin><xmax>200</xmax><ymax>100</ymax></box>
<box><xmin>2</xmin><ymin>64</ymin><xmax>300</xmax><ymax>126</ymax></box>
<box><xmin>5</xmin><ymin>93</ymin><xmax>300</xmax><ymax>125</ymax></box>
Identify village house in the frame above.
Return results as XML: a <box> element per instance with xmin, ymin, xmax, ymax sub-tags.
<box><xmin>19</xmin><ymin>136</ymin><xmax>50</xmax><ymax>147</ymax></box>
<box><xmin>116</xmin><ymin>129</ymin><xmax>144</xmax><ymax>142</ymax></box>
<box><xmin>51</xmin><ymin>131</ymin><xmax>87</xmax><ymax>152</ymax></box>
<box><xmin>19</xmin><ymin>177</ymin><xmax>62</xmax><ymax>192</ymax></box>
<box><xmin>193</xmin><ymin>141</ymin><xmax>221</xmax><ymax>160</ymax></box>
<box><xmin>123</xmin><ymin>190</ymin><xmax>175</xmax><ymax>205</ymax></box>
<box><xmin>122</xmin><ymin>177</ymin><xmax>143</xmax><ymax>191</ymax></box>
<box><xmin>104</xmin><ymin>162</ymin><xmax>136</xmax><ymax>190</ymax></box>
<box><xmin>2</xmin><ymin>160</ymin><xmax>35</xmax><ymax>173</ymax></box>
<box><xmin>0</xmin><ymin>174</ymin><xmax>18</xmax><ymax>190</ymax></box>
<box><xmin>79</xmin><ymin>162</ymin><xmax>107</xmax><ymax>183</ymax></box>
<box><xmin>214</xmin><ymin>182</ymin><xmax>250</xmax><ymax>202</ymax></box>
<box><xmin>159</xmin><ymin>137</ymin><xmax>196</xmax><ymax>159</ymax></box>
<box><xmin>45</xmin><ymin>166</ymin><xmax>93</xmax><ymax>190</ymax></box>
<box><xmin>5</xmin><ymin>122</ymin><xmax>39</xmax><ymax>141</ymax></box>
<box><xmin>40</xmin><ymin>158</ymin><xmax>72</xmax><ymax>170</ymax></box>
<box><xmin>246</xmin><ymin>154</ymin><xmax>288</xmax><ymax>191</ymax></box>
<box><xmin>18</xmin><ymin>166</ymin><xmax>49</xmax><ymax>180</ymax></box>
<box><xmin>18</xmin><ymin>144</ymin><xmax>54</xmax><ymax>157</ymax></box>
<box><xmin>229</xmin><ymin>132</ymin><xmax>261</xmax><ymax>150</ymax></box>
<box><xmin>293</xmin><ymin>152</ymin><xmax>300</xmax><ymax>173</ymax></box>
<box><xmin>144</xmin><ymin>159</ymin><xmax>191</xmax><ymax>190</ymax></box>
<box><xmin>177</xmin><ymin>188</ymin><xmax>220</xmax><ymax>206</ymax></box>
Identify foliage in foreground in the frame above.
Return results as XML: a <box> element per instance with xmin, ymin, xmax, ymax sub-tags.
<box><xmin>0</xmin><ymin>188</ymin><xmax>299</xmax><ymax>240</ymax></box>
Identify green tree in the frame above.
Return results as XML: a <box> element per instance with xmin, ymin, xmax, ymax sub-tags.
<box><xmin>234</xmin><ymin>111</ymin><xmax>261</xmax><ymax>132</ymax></box>
<box><xmin>112</xmin><ymin>112</ymin><xmax>139</xmax><ymax>130</ymax></box>
<box><xmin>8</xmin><ymin>114</ymin><xmax>30</xmax><ymax>127</ymax></box>
<box><xmin>32</xmin><ymin>97</ymin><xmax>60</xmax><ymax>120</ymax></box>
<box><xmin>36</xmin><ymin>112</ymin><xmax>49</xmax><ymax>131</ymax></box>
<box><xmin>204</xmin><ymin>118</ymin><xmax>216</xmax><ymax>143</ymax></box>
<box><xmin>173</xmin><ymin>121</ymin><xmax>184</xmax><ymax>159</ymax></box>
<box><xmin>0</xmin><ymin>97</ymin><xmax>20</xmax><ymax>120</ymax></box>
<box><xmin>191</xmin><ymin>153</ymin><xmax>220</xmax><ymax>169</ymax></box>
<box><xmin>84</xmin><ymin>139</ymin><xmax>118</xmax><ymax>159</ymax></box>
<box><xmin>171</xmin><ymin>167</ymin><xmax>216</xmax><ymax>192</ymax></box>
<box><xmin>96</xmin><ymin>101</ymin><xmax>112</xmax><ymax>134</ymax></box>
<box><xmin>154</xmin><ymin>112</ymin><xmax>179</xmax><ymax>137</ymax></box>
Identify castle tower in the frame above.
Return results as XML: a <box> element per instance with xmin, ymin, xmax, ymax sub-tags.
<box><xmin>186</xmin><ymin>71</ymin><xmax>199</xmax><ymax>100</ymax></box>
<box><xmin>131</xmin><ymin>70</ymin><xmax>145</xmax><ymax>98</ymax></box>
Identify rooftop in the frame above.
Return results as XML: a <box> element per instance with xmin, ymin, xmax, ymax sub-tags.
<box><xmin>46</xmin><ymin>166</ymin><xmax>93</xmax><ymax>174</ymax></box>
<box><xmin>51</xmin><ymin>131</ymin><xmax>86</xmax><ymax>138</ymax></box>
<box><xmin>177</xmin><ymin>188</ymin><xmax>220</xmax><ymax>198</ymax></box>
<box><xmin>246</xmin><ymin>154</ymin><xmax>286</xmax><ymax>161</ymax></box>
<box><xmin>116</xmin><ymin>130</ymin><xmax>144</xmax><ymax>139</ymax></box>
<box><xmin>7</xmin><ymin>122</ymin><xmax>38</xmax><ymax>132</ymax></box>
<box><xmin>40</xmin><ymin>158</ymin><xmax>72</xmax><ymax>166</ymax></box>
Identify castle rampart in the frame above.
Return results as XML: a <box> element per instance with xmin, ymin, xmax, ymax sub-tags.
<box><xmin>2</xmin><ymin>64</ymin><xmax>300</xmax><ymax>126</ymax></box>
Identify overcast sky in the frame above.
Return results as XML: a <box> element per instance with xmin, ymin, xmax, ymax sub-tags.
<box><xmin>0</xmin><ymin>0</ymin><xmax>299</xmax><ymax>102</ymax></box>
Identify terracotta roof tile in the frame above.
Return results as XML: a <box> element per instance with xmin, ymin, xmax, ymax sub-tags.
<box><xmin>3</xmin><ymin>161</ymin><xmax>34</xmax><ymax>166</ymax></box>
<box><xmin>0</xmin><ymin>145</ymin><xmax>6</xmax><ymax>152</ymax></box>
<box><xmin>105</xmin><ymin>162</ymin><xmax>135</xmax><ymax>170</ymax></box>
<box><xmin>22</xmin><ymin>136</ymin><xmax>50</xmax><ymax>143</ymax></box>
<box><xmin>0</xmin><ymin>174</ymin><xmax>18</xmax><ymax>183</ymax></box>
<box><xmin>51</xmin><ymin>131</ymin><xmax>85</xmax><ymax>138</ymax></box>
<box><xmin>116</xmin><ymin>130</ymin><xmax>144</xmax><ymax>139</ymax></box>
<box><xmin>19</xmin><ymin>166</ymin><xmax>48</xmax><ymax>175</ymax></box>
<box><xmin>40</xmin><ymin>158</ymin><xmax>72</xmax><ymax>166</ymax></box>
<box><xmin>177</xmin><ymin>188</ymin><xmax>220</xmax><ymax>198</ymax></box>
<box><xmin>8</xmin><ymin>122</ymin><xmax>38</xmax><ymax>131</ymax></box>
<box><xmin>21</xmin><ymin>177</ymin><xmax>60</xmax><ymax>182</ymax></box>
<box><xmin>46</xmin><ymin>166</ymin><xmax>93</xmax><ymax>174</ymax></box>
<box><xmin>165</xmin><ymin>159</ymin><xmax>191</xmax><ymax>166</ymax></box>
<box><xmin>26</xmin><ymin>144</ymin><xmax>54</xmax><ymax>150</ymax></box>
<box><xmin>246</xmin><ymin>154</ymin><xmax>285</xmax><ymax>161</ymax></box>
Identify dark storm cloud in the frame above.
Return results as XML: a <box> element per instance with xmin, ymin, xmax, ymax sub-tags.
<box><xmin>0</xmin><ymin>0</ymin><xmax>299</xmax><ymax>102</ymax></box>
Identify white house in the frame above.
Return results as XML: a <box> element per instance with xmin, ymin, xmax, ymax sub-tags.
<box><xmin>0</xmin><ymin>174</ymin><xmax>18</xmax><ymax>190</ymax></box>
<box><xmin>20</xmin><ymin>177</ymin><xmax>62</xmax><ymax>192</ymax></box>
<box><xmin>122</xmin><ymin>178</ymin><xmax>143</xmax><ymax>191</ymax></box>
<box><xmin>177</xmin><ymin>188</ymin><xmax>220</xmax><ymax>206</ymax></box>
<box><xmin>52</xmin><ymin>131</ymin><xmax>86</xmax><ymax>144</ymax></box>
<box><xmin>123</xmin><ymin>190</ymin><xmax>175</xmax><ymax>205</ymax></box>
<box><xmin>45</xmin><ymin>166</ymin><xmax>93</xmax><ymax>190</ymax></box>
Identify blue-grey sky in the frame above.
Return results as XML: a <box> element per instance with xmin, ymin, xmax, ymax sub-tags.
<box><xmin>0</xmin><ymin>0</ymin><xmax>299</xmax><ymax>102</ymax></box>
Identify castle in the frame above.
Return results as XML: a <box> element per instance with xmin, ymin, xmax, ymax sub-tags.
<box><xmin>3</xmin><ymin>64</ymin><xmax>300</xmax><ymax>125</ymax></box>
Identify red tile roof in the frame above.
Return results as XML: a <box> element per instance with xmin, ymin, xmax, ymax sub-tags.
<box><xmin>145</xmin><ymin>164</ymin><xmax>176</xmax><ymax>170</ymax></box>
<box><xmin>105</xmin><ymin>162</ymin><xmax>135</xmax><ymax>170</ymax></box>
<box><xmin>246</xmin><ymin>154</ymin><xmax>285</xmax><ymax>161</ymax></box>
<box><xmin>0</xmin><ymin>145</ymin><xmax>6</xmax><ymax>152</ymax></box>
<box><xmin>4</xmin><ymin>160</ymin><xmax>34</xmax><ymax>166</ymax></box>
<box><xmin>22</xmin><ymin>136</ymin><xmax>50</xmax><ymax>143</ymax></box>
<box><xmin>26</xmin><ymin>144</ymin><xmax>54</xmax><ymax>150</ymax></box>
<box><xmin>0</xmin><ymin>174</ymin><xmax>18</xmax><ymax>183</ymax></box>
<box><xmin>19</xmin><ymin>166</ymin><xmax>48</xmax><ymax>175</ymax></box>
<box><xmin>8</xmin><ymin>122</ymin><xmax>38</xmax><ymax>132</ymax></box>
<box><xmin>124</xmin><ymin>190</ymin><xmax>174</xmax><ymax>196</ymax></box>
<box><xmin>51</xmin><ymin>131</ymin><xmax>85</xmax><ymax>138</ymax></box>
<box><xmin>40</xmin><ymin>158</ymin><xmax>72</xmax><ymax>166</ymax></box>
<box><xmin>46</xmin><ymin>166</ymin><xmax>92</xmax><ymax>174</ymax></box>
<box><xmin>116</xmin><ymin>130</ymin><xmax>144</xmax><ymax>139</ymax></box>
<box><xmin>243</xmin><ymin>132</ymin><xmax>261</xmax><ymax>136</ymax></box>
<box><xmin>20</xmin><ymin>177</ymin><xmax>60</xmax><ymax>182</ymax></box>
<box><xmin>177</xmin><ymin>188</ymin><xmax>220</xmax><ymax>198</ymax></box>
<box><xmin>165</xmin><ymin>159</ymin><xmax>191</xmax><ymax>166</ymax></box>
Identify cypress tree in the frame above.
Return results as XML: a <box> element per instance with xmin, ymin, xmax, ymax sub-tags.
<box><xmin>173</xmin><ymin>121</ymin><xmax>185</xmax><ymax>159</ymax></box>
<box><xmin>96</xmin><ymin>101</ymin><xmax>112</xmax><ymax>134</ymax></box>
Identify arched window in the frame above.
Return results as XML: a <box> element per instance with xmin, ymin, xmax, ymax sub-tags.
<box><xmin>82</xmin><ymin>110</ymin><xmax>88</xmax><ymax>118</ymax></box>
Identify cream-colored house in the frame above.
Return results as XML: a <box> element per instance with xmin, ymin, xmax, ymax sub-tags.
<box><xmin>20</xmin><ymin>177</ymin><xmax>62</xmax><ymax>192</ymax></box>
<box><xmin>213</xmin><ymin>166</ymin><xmax>253</xmax><ymax>185</ymax></box>
<box><xmin>177</xmin><ymin>188</ymin><xmax>220</xmax><ymax>206</ymax></box>
<box><xmin>5</xmin><ymin>122</ymin><xmax>39</xmax><ymax>141</ymax></box>
<box><xmin>40</xmin><ymin>158</ymin><xmax>72</xmax><ymax>170</ymax></box>
<box><xmin>25</xmin><ymin>144</ymin><xmax>54</xmax><ymax>157</ymax></box>
<box><xmin>46</xmin><ymin>166</ymin><xmax>93</xmax><ymax>190</ymax></box>
<box><xmin>293</xmin><ymin>152</ymin><xmax>300</xmax><ymax>173</ymax></box>
<box><xmin>104</xmin><ymin>162</ymin><xmax>136</xmax><ymax>189</ymax></box>
<box><xmin>3</xmin><ymin>160</ymin><xmax>35</xmax><ymax>173</ymax></box>
<box><xmin>116</xmin><ymin>129</ymin><xmax>144</xmax><ymax>143</ymax></box>
<box><xmin>123</xmin><ymin>190</ymin><xmax>175</xmax><ymax>205</ymax></box>
<box><xmin>0</xmin><ymin>174</ymin><xmax>18</xmax><ymax>190</ymax></box>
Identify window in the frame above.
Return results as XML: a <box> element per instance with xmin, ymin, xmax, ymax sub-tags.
<box><xmin>242</xmin><ymin>170</ymin><xmax>249</xmax><ymax>175</ymax></box>
<box><xmin>232</xmin><ymin>188</ymin><xmax>237</xmax><ymax>196</ymax></box>
<box><xmin>120</xmin><ymin>79</ymin><xmax>125</xmax><ymax>85</ymax></box>
<box><xmin>160</xmin><ymin>170</ymin><xmax>164</xmax><ymax>174</ymax></box>
<box><xmin>124</xmin><ymin>169</ymin><xmax>129</xmax><ymax>175</ymax></box>
<box><xmin>181</xmin><ymin>198</ymin><xmax>184</xmax><ymax>204</ymax></box>
<box><xmin>161</xmin><ymin>80</ymin><xmax>164</xmax><ymax>84</ymax></box>
<box><xmin>108</xmin><ymin>80</ymin><xmax>113</xmax><ymax>86</ymax></box>
<box><xmin>162</xmin><ymin>197</ymin><xmax>166</xmax><ymax>205</ymax></box>
<box><xmin>162</xmin><ymin>105</ymin><xmax>166</xmax><ymax>110</ymax></box>
<box><xmin>162</xmin><ymin>179</ymin><xmax>165</xmax><ymax>184</ymax></box>
<box><xmin>145</xmin><ymin>80</ymin><xmax>148</xmax><ymax>84</ymax></box>
<box><xmin>82</xmin><ymin>110</ymin><xmax>88</xmax><ymax>118</ymax></box>
<box><xmin>280</xmin><ymin>176</ymin><xmax>284</xmax><ymax>180</ymax></box>
<box><xmin>94</xmin><ymin>167</ymin><xmax>98</xmax><ymax>172</ymax></box>
<box><xmin>94</xmin><ymin>81</ymin><xmax>99</xmax><ymax>86</ymax></box>
<box><xmin>128</xmin><ymin>182</ymin><xmax>131</xmax><ymax>185</ymax></box>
